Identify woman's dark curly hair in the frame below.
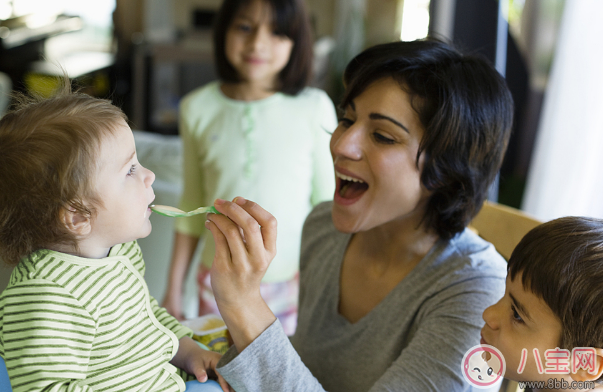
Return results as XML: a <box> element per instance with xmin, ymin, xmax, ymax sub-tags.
<box><xmin>342</xmin><ymin>38</ymin><xmax>514</xmax><ymax>240</ymax></box>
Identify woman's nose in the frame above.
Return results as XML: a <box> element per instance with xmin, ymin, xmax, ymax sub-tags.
<box><xmin>330</xmin><ymin>126</ymin><xmax>363</xmax><ymax>161</ymax></box>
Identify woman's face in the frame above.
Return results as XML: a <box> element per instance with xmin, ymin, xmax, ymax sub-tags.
<box><xmin>330</xmin><ymin>77</ymin><xmax>430</xmax><ymax>234</ymax></box>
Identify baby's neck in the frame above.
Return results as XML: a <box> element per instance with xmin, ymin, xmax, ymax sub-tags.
<box><xmin>47</xmin><ymin>242</ymin><xmax>111</xmax><ymax>259</ymax></box>
<box><xmin>221</xmin><ymin>81</ymin><xmax>277</xmax><ymax>101</ymax></box>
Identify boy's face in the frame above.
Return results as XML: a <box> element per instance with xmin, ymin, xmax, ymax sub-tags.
<box><xmin>481</xmin><ymin>273</ymin><xmax>563</xmax><ymax>382</ymax></box>
<box><xmin>88</xmin><ymin>121</ymin><xmax>155</xmax><ymax>251</ymax></box>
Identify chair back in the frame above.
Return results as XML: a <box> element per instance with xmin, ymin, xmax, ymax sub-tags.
<box><xmin>470</xmin><ymin>201</ymin><xmax>542</xmax><ymax>260</ymax></box>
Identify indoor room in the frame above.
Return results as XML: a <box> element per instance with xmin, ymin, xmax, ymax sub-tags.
<box><xmin>1</xmin><ymin>1</ymin><xmax>602</xmax><ymax>391</ymax></box>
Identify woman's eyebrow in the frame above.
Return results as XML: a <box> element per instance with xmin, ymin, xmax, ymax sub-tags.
<box><xmin>369</xmin><ymin>113</ymin><xmax>409</xmax><ymax>134</ymax></box>
<box><xmin>510</xmin><ymin>293</ymin><xmax>533</xmax><ymax>323</ymax></box>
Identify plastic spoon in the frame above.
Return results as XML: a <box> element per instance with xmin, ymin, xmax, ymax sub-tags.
<box><xmin>150</xmin><ymin>204</ymin><xmax>219</xmax><ymax>218</ymax></box>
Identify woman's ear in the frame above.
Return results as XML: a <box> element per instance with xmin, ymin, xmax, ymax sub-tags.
<box><xmin>60</xmin><ymin>206</ymin><xmax>91</xmax><ymax>237</ymax></box>
<box><xmin>569</xmin><ymin>348</ymin><xmax>603</xmax><ymax>382</ymax></box>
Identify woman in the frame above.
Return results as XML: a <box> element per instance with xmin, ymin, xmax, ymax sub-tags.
<box><xmin>205</xmin><ymin>39</ymin><xmax>514</xmax><ymax>391</ymax></box>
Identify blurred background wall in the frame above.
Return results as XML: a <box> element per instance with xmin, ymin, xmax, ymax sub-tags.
<box><xmin>4</xmin><ymin>0</ymin><xmax>603</xmax><ymax>302</ymax></box>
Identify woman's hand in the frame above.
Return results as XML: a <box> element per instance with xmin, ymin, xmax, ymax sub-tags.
<box><xmin>205</xmin><ymin>197</ymin><xmax>278</xmax><ymax>352</ymax></box>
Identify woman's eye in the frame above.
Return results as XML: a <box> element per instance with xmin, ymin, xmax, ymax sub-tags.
<box><xmin>373</xmin><ymin>132</ymin><xmax>395</xmax><ymax>144</ymax></box>
<box><xmin>337</xmin><ymin>117</ymin><xmax>353</xmax><ymax>128</ymax></box>
<box><xmin>127</xmin><ymin>164</ymin><xmax>137</xmax><ymax>176</ymax></box>
<box><xmin>511</xmin><ymin>304</ymin><xmax>524</xmax><ymax>324</ymax></box>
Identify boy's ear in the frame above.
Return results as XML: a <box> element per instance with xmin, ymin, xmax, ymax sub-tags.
<box><xmin>60</xmin><ymin>206</ymin><xmax>91</xmax><ymax>237</ymax></box>
<box><xmin>569</xmin><ymin>348</ymin><xmax>603</xmax><ymax>382</ymax></box>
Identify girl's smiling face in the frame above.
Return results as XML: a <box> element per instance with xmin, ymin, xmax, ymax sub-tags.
<box><xmin>330</xmin><ymin>77</ymin><xmax>431</xmax><ymax>234</ymax></box>
<box><xmin>225</xmin><ymin>0</ymin><xmax>293</xmax><ymax>88</ymax></box>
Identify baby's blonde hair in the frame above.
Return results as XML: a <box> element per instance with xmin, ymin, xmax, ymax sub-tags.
<box><xmin>0</xmin><ymin>82</ymin><xmax>127</xmax><ymax>265</ymax></box>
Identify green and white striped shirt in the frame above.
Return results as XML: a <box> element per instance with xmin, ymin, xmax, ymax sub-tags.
<box><xmin>0</xmin><ymin>241</ymin><xmax>194</xmax><ymax>392</ymax></box>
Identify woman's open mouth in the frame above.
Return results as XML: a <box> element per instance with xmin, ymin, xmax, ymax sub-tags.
<box><xmin>335</xmin><ymin>170</ymin><xmax>368</xmax><ymax>203</ymax></box>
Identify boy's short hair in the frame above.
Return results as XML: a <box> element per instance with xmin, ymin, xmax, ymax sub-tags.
<box><xmin>342</xmin><ymin>38</ymin><xmax>514</xmax><ymax>240</ymax></box>
<box><xmin>0</xmin><ymin>84</ymin><xmax>127</xmax><ymax>265</ymax></box>
<box><xmin>508</xmin><ymin>216</ymin><xmax>603</xmax><ymax>354</ymax></box>
<box><xmin>212</xmin><ymin>0</ymin><xmax>313</xmax><ymax>95</ymax></box>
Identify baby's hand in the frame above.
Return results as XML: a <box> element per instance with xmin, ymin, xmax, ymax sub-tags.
<box><xmin>188</xmin><ymin>348</ymin><xmax>230</xmax><ymax>391</ymax></box>
<box><xmin>172</xmin><ymin>336</ymin><xmax>231</xmax><ymax>391</ymax></box>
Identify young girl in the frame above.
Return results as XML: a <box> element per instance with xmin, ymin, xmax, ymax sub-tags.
<box><xmin>161</xmin><ymin>0</ymin><xmax>337</xmax><ymax>333</ymax></box>
<box><xmin>0</xmin><ymin>87</ymin><xmax>228</xmax><ymax>392</ymax></box>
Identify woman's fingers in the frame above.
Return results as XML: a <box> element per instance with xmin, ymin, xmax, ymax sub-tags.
<box><xmin>233</xmin><ymin>197</ymin><xmax>277</xmax><ymax>259</ymax></box>
<box><xmin>210</xmin><ymin>198</ymin><xmax>276</xmax><ymax>265</ymax></box>
<box><xmin>206</xmin><ymin>207</ymin><xmax>251</xmax><ymax>266</ymax></box>
<box><xmin>204</xmin><ymin>218</ymin><xmax>232</xmax><ymax>266</ymax></box>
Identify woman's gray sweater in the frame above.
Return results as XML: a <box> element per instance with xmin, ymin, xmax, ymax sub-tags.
<box><xmin>217</xmin><ymin>202</ymin><xmax>506</xmax><ymax>391</ymax></box>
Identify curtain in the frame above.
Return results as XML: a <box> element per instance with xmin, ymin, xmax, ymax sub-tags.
<box><xmin>328</xmin><ymin>0</ymin><xmax>366</xmax><ymax>98</ymax></box>
<box><xmin>521</xmin><ymin>0</ymin><xmax>603</xmax><ymax>221</ymax></box>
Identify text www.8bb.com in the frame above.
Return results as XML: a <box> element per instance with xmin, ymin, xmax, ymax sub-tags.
<box><xmin>518</xmin><ymin>379</ymin><xmax>595</xmax><ymax>390</ymax></box>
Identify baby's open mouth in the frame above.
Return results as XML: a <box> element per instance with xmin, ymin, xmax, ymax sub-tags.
<box><xmin>336</xmin><ymin>172</ymin><xmax>368</xmax><ymax>199</ymax></box>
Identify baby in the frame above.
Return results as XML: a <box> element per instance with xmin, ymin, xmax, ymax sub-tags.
<box><xmin>481</xmin><ymin>216</ymin><xmax>603</xmax><ymax>391</ymax></box>
<box><xmin>0</xmin><ymin>85</ymin><xmax>228</xmax><ymax>392</ymax></box>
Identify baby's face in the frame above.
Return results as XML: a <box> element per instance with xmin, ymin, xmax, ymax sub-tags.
<box><xmin>87</xmin><ymin>121</ymin><xmax>156</xmax><ymax>249</ymax></box>
<box><xmin>481</xmin><ymin>273</ymin><xmax>563</xmax><ymax>382</ymax></box>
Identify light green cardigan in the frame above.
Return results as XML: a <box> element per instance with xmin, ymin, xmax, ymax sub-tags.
<box><xmin>176</xmin><ymin>81</ymin><xmax>337</xmax><ymax>283</ymax></box>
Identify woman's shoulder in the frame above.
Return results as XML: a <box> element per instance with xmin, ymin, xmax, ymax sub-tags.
<box><xmin>444</xmin><ymin>228</ymin><xmax>507</xmax><ymax>279</ymax></box>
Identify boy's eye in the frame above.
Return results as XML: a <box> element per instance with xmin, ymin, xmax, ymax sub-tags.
<box><xmin>373</xmin><ymin>132</ymin><xmax>395</xmax><ymax>144</ymax></box>
<box><xmin>127</xmin><ymin>164</ymin><xmax>137</xmax><ymax>176</ymax></box>
<box><xmin>511</xmin><ymin>304</ymin><xmax>524</xmax><ymax>324</ymax></box>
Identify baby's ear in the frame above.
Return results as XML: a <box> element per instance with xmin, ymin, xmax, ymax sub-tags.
<box><xmin>60</xmin><ymin>206</ymin><xmax>92</xmax><ymax>237</ymax></box>
<box><xmin>569</xmin><ymin>348</ymin><xmax>603</xmax><ymax>382</ymax></box>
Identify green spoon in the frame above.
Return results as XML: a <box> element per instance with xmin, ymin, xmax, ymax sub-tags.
<box><xmin>150</xmin><ymin>204</ymin><xmax>219</xmax><ymax>218</ymax></box>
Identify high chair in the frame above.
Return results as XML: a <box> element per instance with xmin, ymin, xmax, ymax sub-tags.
<box><xmin>469</xmin><ymin>200</ymin><xmax>542</xmax><ymax>260</ymax></box>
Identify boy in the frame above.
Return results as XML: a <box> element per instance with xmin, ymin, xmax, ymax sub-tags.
<box><xmin>0</xmin><ymin>86</ymin><xmax>228</xmax><ymax>392</ymax></box>
<box><xmin>481</xmin><ymin>216</ymin><xmax>603</xmax><ymax>391</ymax></box>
